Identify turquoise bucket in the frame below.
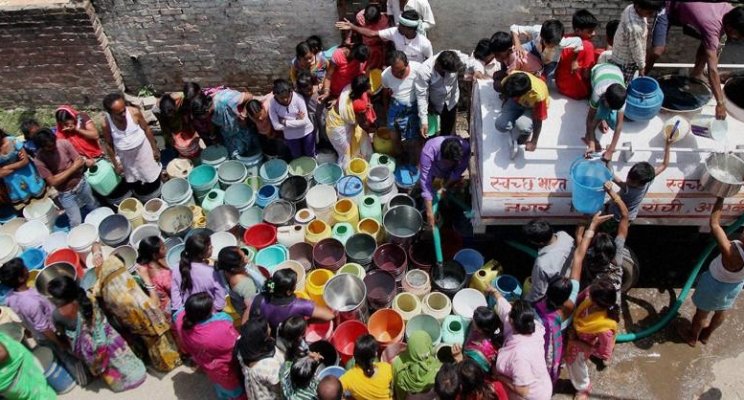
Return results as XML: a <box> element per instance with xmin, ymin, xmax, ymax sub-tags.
<box><xmin>20</xmin><ymin>248</ymin><xmax>46</xmax><ymax>271</ymax></box>
<box><xmin>188</xmin><ymin>165</ymin><xmax>219</xmax><ymax>197</ymax></box>
<box><xmin>313</xmin><ymin>163</ymin><xmax>344</xmax><ymax>186</ymax></box>
<box><xmin>85</xmin><ymin>158</ymin><xmax>121</xmax><ymax>196</ymax></box>
<box><xmin>259</xmin><ymin>159</ymin><xmax>289</xmax><ymax>186</ymax></box>
<box><xmin>569</xmin><ymin>157</ymin><xmax>612</xmax><ymax>214</ymax></box>
<box><xmin>255</xmin><ymin>244</ymin><xmax>289</xmax><ymax>271</ymax></box>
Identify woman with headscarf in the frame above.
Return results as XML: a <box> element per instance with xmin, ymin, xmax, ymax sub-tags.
<box><xmin>54</xmin><ymin>105</ymin><xmax>103</xmax><ymax>159</ymax></box>
<box><xmin>174</xmin><ymin>292</ymin><xmax>245</xmax><ymax>400</ymax></box>
<box><xmin>48</xmin><ymin>276</ymin><xmax>146</xmax><ymax>393</ymax></box>
<box><xmin>392</xmin><ymin>330</ymin><xmax>442</xmax><ymax>399</ymax></box>
<box><xmin>236</xmin><ymin>316</ymin><xmax>285</xmax><ymax>400</ymax></box>
<box><xmin>0</xmin><ymin>128</ymin><xmax>46</xmax><ymax>208</ymax></box>
<box><xmin>0</xmin><ymin>332</ymin><xmax>57</xmax><ymax>400</ymax></box>
<box><xmin>210</xmin><ymin>89</ymin><xmax>260</xmax><ymax>158</ymax></box>
<box><xmin>91</xmin><ymin>243</ymin><xmax>181</xmax><ymax>373</ymax></box>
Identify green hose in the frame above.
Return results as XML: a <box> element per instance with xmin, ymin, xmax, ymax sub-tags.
<box><xmin>432</xmin><ymin>197</ymin><xmax>444</xmax><ymax>264</ymax></box>
<box><xmin>506</xmin><ymin>214</ymin><xmax>744</xmax><ymax>342</ymax></box>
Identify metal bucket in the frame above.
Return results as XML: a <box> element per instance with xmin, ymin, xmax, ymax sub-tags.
<box><xmin>262</xmin><ymin>200</ymin><xmax>296</xmax><ymax>227</ymax></box>
<box><xmin>383</xmin><ymin>205</ymin><xmax>422</xmax><ymax>247</ymax></box>
<box><xmin>207</xmin><ymin>205</ymin><xmax>241</xmax><ymax>235</ymax></box>
<box><xmin>701</xmin><ymin>153</ymin><xmax>744</xmax><ymax>198</ymax></box>
<box><xmin>323</xmin><ymin>273</ymin><xmax>368</xmax><ymax>324</ymax></box>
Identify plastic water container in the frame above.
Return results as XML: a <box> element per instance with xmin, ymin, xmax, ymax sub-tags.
<box><xmin>85</xmin><ymin>158</ymin><xmax>121</xmax><ymax>196</ymax></box>
<box><xmin>570</xmin><ymin>157</ymin><xmax>612</xmax><ymax>214</ymax></box>
<box><xmin>625</xmin><ymin>76</ymin><xmax>664</xmax><ymax>121</ymax></box>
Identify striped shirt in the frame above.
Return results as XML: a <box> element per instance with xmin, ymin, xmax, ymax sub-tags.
<box><xmin>280</xmin><ymin>361</ymin><xmax>320</xmax><ymax>400</ymax></box>
<box><xmin>590</xmin><ymin>63</ymin><xmax>626</xmax><ymax>110</ymax></box>
<box><xmin>611</xmin><ymin>5</ymin><xmax>649</xmax><ymax>69</ymax></box>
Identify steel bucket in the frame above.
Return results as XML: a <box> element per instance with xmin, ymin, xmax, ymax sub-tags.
<box><xmin>701</xmin><ymin>153</ymin><xmax>744</xmax><ymax>198</ymax></box>
<box><xmin>206</xmin><ymin>205</ymin><xmax>241</xmax><ymax>237</ymax></box>
<box><xmin>323</xmin><ymin>273</ymin><xmax>368</xmax><ymax>323</ymax></box>
<box><xmin>382</xmin><ymin>205</ymin><xmax>422</xmax><ymax>247</ymax></box>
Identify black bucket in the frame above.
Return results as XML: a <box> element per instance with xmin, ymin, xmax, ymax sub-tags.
<box><xmin>431</xmin><ymin>260</ymin><xmax>467</xmax><ymax>298</ymax></box>
<box><xmin>309</xmin><ymin>340</ymin><xmax>339</xmax><ymax>367</ymax></box>
<box><xmin>279</xmin><ymin>176</ymin><xmax>309</xmax><ymax>209</ymax></box>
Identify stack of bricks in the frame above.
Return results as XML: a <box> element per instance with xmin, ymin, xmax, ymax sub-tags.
<box><xmin>0</xmin><ymin>0</ymin><xmax>123</xmax><ymax>109</ymax></box>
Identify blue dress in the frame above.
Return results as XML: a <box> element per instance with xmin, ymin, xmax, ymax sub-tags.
<box><xmin>0</xmin><ymin>137</ymin><xmax>46</xmax><ymax>204</ymax></box>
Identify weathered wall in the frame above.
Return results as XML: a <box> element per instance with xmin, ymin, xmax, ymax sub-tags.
<box><xmin>91</xmin><ymin>0</ymin><xmax>340</xmax><ymax>95</ymax></box>
<box><xmin>0</xmin><ymin>0</ymin><xmax>123</xmax><ymax>109</ymax></box>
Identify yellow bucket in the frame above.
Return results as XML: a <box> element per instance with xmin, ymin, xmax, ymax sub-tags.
<box><xmin>357</xmin><ymin>218</ymin><xmax>383</xmax><ymax>243</ymax></box>
<box><xmin>346</xmin><ymin>158</ymin><xmax>369</xmax><ymax>183</ymax></box>
<box><xmin>224</xmin><ymin>296</ymin><xmax>241</xmax><ymax>326</ymax></box>
<box><xmin>305</xmin><ymin>219</ymin><xmax>332</xmax><ymax>246</ymax></box>
<box><xmin>332</xmin><ymin>199</ymin><xmax>359</xmax><ymax>227</ymax></box>
<box><xmin>306</xmin><ymin>269</ymin><xmax>334</xmax><ymax>307</ymax></box>
<box><xmin>369</xmin><ymin>69</ymin><xmax>383</xmax><ymax>95</ymax></box>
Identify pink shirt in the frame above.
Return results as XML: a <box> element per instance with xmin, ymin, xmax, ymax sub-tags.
<box><xmin>330</xmin><ymin>48</ymin><xmax>367</xmax><ymax>97</ymax></box>
<box><xmin>671</xmin><ymin>2</ymin><xmax>733</xmax><ymax>51</ymax></box>
<box><xmin>495</xmin><ymin>297</ymin><xmax>552</xmax><ymax>400</ymax></box>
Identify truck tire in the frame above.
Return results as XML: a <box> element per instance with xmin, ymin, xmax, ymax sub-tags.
<box><xmin>620</xmin><ymin>246</ymin><xmax>640</xmax><ymax>293</ymax></box>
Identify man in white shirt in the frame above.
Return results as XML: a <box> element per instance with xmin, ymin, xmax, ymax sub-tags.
<box><xmin>387</xmin><ymin>0</ymin><xmax>436</xmax><ymax>34</ymax></box>
<box><xmin>382</xmin><ymin>51</ymin><xmax>422</xmax><ymax>162</ymax></box>
<box><xmin>414</xmin><ymin>50</ymin><xmax>471</xmax><ymax>138</ymax></box>
<box><xmin>336</xmin><ymin>10</ymin><xmax>433</xmax><ymax>64</ymax></box>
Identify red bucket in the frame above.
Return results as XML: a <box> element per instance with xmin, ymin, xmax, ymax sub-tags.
<box><xmin>44</xmin><ymin>248</ymin><xmax>84</xmax><ymax>278</ymax></box>
<box><xmin>330</xmin><ymin>320</ymin><xmax>368</xmax><ymax>365</ymax></box>
<box><xmin>243</xmin><ymin>223</ymin><xmax>277</xmax><ymax>250</ymax></box>
<box><xmin>305</xmin><ymin>320</ymin><xmax>334</xmax><ymax>344</ymax></box>
<box><xmin>373</xmin><ymin>243</ymin><xmax>407</xmax><ymax>280</ymax></box>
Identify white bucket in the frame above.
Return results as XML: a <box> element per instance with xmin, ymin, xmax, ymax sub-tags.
<box><xmin>67</xmin><ymin>223</ymin><xmax>98</xmax><ymax>260</ymax></box>
<box><xmin>83</xmin><ymin>207</ymin><xmax>114</xmax><ymax>230</ymax></box>
<box><xmin>42</xmin><ymin>232</ymin><xmax>69</xmax><ymax>254</ymax></box>
<box><xmin>129</xmin><ymin>223</ymin><xmax>162</xmax><ymax>249</ymax></box>
<box><xmin>118</xmin><ymin>198</ymin><xmax>145</xmax><ymax>229</ymax></box>
<box><xmin>0</xmin><ymin>233</ymin><xmax>21</xmax><ymax>264</ymax></box>
<box><xmin>14</xmin><ymin>220</ymin><xmax>50</xmax><ymax>250</ymax></box>
<box><xmin>22</xmin><ymin>198</ymin><xmax>57</xmax><ymax>229</ymax></box>
<box><xmin>143</xmin><ymin>198</ymin><xmax>168</xmax><ymax>224</ymax></box>
<box><xmin>210</xmin><ymin>231</ymin><xmax>238</xmax><ymax>260</ymax></box>
<box><xmin>306</xmin><ymin>184</ymin><xmax>338</xmax><ymax>224</ymax></box>
<box><xmin>0</xmin><ymin>217</ymin><xmax>27</xmax><ymax>236</ymax></box>
<box><xmin>452</xmin><ymin>288</ymin><xmax>487</xmax><ymax>322</ymax></box>
<box><xmin>295</xmin><ymin>208</ymin><xmax>316</xmax><ymax>225</ymax></box>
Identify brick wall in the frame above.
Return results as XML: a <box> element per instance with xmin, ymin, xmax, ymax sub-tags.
<box><xmin>0</xmin><ymin>0</ymin><xmax>123</xmax><ymax>109</ymax></box>
<box><xmin>91</xmin><ymin>0</ymin><xmax>340</xmax><ymax>95</ymax></box>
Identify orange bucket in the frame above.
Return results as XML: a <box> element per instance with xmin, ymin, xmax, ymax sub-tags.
<box><xmin>367</xmin><ymin>308</ymin><xmax>405</xmax><ymax>347</ymax></box>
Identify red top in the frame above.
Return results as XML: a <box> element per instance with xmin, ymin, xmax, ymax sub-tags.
<box><xmin>356</xmin><ymin>10</ymin><xmax>389</xmax><ymax>70</ymax></box>
<box><xmin>555</xmin><ymin>36</ymin><xmax>596</xmax><ymax>100</ymax></box>
<box><xmin>330</xmin><ymin>48</ymin><xmax>367</xmax><ymax>98</ymax></box>
<box><xmin>55</xmin><ymin>106</ymin><xmax>103</xmax><ymax>159</ymax></box>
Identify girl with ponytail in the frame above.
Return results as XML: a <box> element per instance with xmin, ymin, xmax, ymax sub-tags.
<box><xmin>47</xmin><ymin>276</ymin><xmax>147</xmax><ymax>393</ymax></box>
<box><xmin>565</xmin><ymin>278</ymin><xmax>621</xmax><ymax>400</ymax></box>
<box><xmin>250</xmin><ymin>268</ymin><xmax>334</xmax><ymax>332</ymax></box>
<box><xmin>171</xmin><ymin>233</ymin><xmax>227</xmax><ymax>313</ymax></box>
<box><xmin>174</xmin><ymin>292</ymin><xmax>246</xmax><ymax>400</ymax></box>
<box><xmin>339</xmin><ymin>334</ymin><xmax>393</xmax><ymax>399</ymax></box>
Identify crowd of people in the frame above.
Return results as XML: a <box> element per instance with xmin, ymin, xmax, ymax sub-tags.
<box><xmin>1</xmin><ymin>0</ymin><xmax>744</xmax><ymax>399</ymax></box>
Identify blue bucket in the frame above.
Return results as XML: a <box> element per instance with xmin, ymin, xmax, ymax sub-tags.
<box><xmin>20</xmin><ymin>248</ymin><xmax>46</xmax><ymax>271</ymax></box>
<box><xmin>0</xmin><ymin>206</ymin><xmax>16</xmax><ymax>224</ymax></box>
<box><xmin>454</xmin><ymin>249</ymin><xmax>484</xmax><ymax>276</ymax></box>
<box><xmin>52</xmin><ymin>214</ymin><xmax>71</xmax><ymax>233</ymax></box>
<box><xmin>491</xmin><ymin>274</ymin><xmax>522</xmax><ymax>303</ymax></box>
<box><xmin>318</xmin><ymin>366</ymin><xmax>346</xmax><ymax>379</ymax></box>
<box><xmin>0</xmin><ymin>284</ymin><xmax>12</xmax><ymax>305</ymax></box>
<box><xmin>625</xmin><ymin>76</ymin><xmax>664</xmax><ymax>121</ymax></box>
<box><xmin>336</xmin><ymin>176</ymin><xmax>364</xmax><ymax>199</ymax></box>
<box><xmin>259</xmin><ymin>159</ymin><xmax>289</xmax><ymax>185</ymax></box>
<box><xmin>256</xmin><ymin>185</ymin><xmax>279</xmax><ymax>208</ymax></box>
<box><xmin>395</xmin><ymin>164</ymin><xmax>420</xmax><ymax>189</ymax></box>
<box><xmin>569</xmin><ymin>157</ymin><xmax>612</xmax><ymax>214</ymax></box>
<box><xmin>34</xmin><ymin>346</ymin><xmax>76</xmax><ymax>394</ymax></box>
<box><xmin>166</xmin><ymin>243</ymin><xmax>185</xmax><ymax>270</ymax></box>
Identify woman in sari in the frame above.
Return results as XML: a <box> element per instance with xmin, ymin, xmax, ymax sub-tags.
<box><xmin>0</xmin><ymin>128</ymin><xmax>46</xmax><ymax>208</ymax></box>
<box><xmin>461</xmin><ymin>306</ymin><xmax>503</xmax><ymax>373</ymax></box>
<box><xmin>55</xmin><ymin>105</ymin><xmax>103</xmax><ymax>159</ymax></box>
<box><xmin>0</xmin><ymin>332</ymin><xmax>57</xmax><ymax>400</ymax></box>
<box><xmin>48</xmin><ymin>276</ymin><xmax>146</xmax><ymax>393</ymax></box>
<box><xmin>392</xmin><ymin>330</ymin><xmax>441</xmax><ymax>399</ymax></box>
<box><xmin>325</xmin><ymin>76</ymin><xmax>375</xmax><ymax>168</ymax></box>
<box><xmin>211</xmin><ymin>88</ymin><xmax>260</xmax><ymax>158</ymax></box>
<box><xmin>92</xmin><ymin>244</ymin><xmax>181</xmax><ymax>372</ymax></box>
<box><xmin>174</xmin><ymin>292</ymin><xmax>245</xmax><ymax>400</ymax></box>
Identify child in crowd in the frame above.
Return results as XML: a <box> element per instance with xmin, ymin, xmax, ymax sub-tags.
<box><xmin>565</xmin><ymin>279</ymin><xmax>620</xmax><ymax>400</ymax></box>
<box><xmin>584</xmin><ymin>63</ymin><xmax>628</xmax><ymax>156</ymax></box>
<box><xmin>683</xmin><ymin>197</ymin><xmax>744</xmax><ymax>347</ymax></box>
<box><xmin>510</xmin><ymin>19</ymin><xmax>584</xmax><ymax>80</ymax></box>
<box><xmin>610</xmin><ymin>0</ymin><xmax>665</xmax><ymax>83</ymax></box>
<box><xmin>555</xmin><ymin>10</ymin><xmax>598</xmax><ymax>100</ymax></box>
<box><xmin>607</xmin><ymin>135</ymin><xmax>671</xmax><ymax>222</ymax></box>
<box><xmin>521</xmin><ymin>219</ymin><xmax>575</xmax><ymax>303</ymax></box>
<box><xmin>597</xmin><ymin>19</ymin><xmax>620</xmax><ymax>64</ymax></box>
<box><xmin>470</xmin><ymin>39</ymin><xmax>498</xmax><ymax>80</ymax></box>
<box><xmin>268</xmin><ymin>79</ymin><xmax>316</xmax><ymax>159</ymax></box>
<box><xmin>493</xmin><ymin>71</ymin><xmax>550</xmax><ymax>156</ymax></box>
<box><xmin>489</xmin><ymin>31</ymin><xmax>543</xmax><ymax>76</ymax></box>
<box><xmin>355</xmin><ymin>3</ymin><xmax>390</xmax><ymax>70</ymax></box>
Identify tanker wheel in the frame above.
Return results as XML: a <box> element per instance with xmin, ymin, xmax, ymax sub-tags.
<box><xmin>619</xmin><ymin>246</ymin><xmax>640</xmax><ymax>293</ymax></box>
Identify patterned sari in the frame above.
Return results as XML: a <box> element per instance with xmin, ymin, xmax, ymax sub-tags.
<box><xmin>63</xmin><ymin>298</ymin><xmax>146</xmax><ymax>393</ymax></box>
<box><xmin>95</xmin><ymin>257</ymin><xmax>181</xmax><ymax>372</ymax></box>
<box><xmin>534</xmin><ymin>299</ymin><xmax>565</xmax><ymax>384</ymax></box>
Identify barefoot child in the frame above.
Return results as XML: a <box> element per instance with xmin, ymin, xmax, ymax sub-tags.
<box><xmin>684</xmin><ymin>197</ymin><xmax>744</xmax><ymax>347</ymax></box>
<box><xmin>584</xmin><ymin>63</ymin><xmax>627</xmax><ymax>156</ymax></box>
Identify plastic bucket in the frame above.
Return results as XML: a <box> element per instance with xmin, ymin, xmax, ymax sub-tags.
<box><xmin>33</xmin><ymin>346</ymin><xmax>76</xmax><ymax>394</ymax></box>
<box><xmin>357</xmin><ymin>218</ymin><xmax>383</xmax><ymax>243</ymax></box>
<box><xmin>188</xmin><ymin>164</ymin><xmax>219</xmax><ymax>199</ymax></box>
<box><xmin>225</xmin><ymin>184</ymin><xmax>256</xmax><ymax>212</ymax></box>
<box><xmin>570</xmin><ymin>157</ymin><xmax>612</xmax><ymax>215</ymax></box>
<box><xmin>313</xmin><ymin>238</ymin><xmax>346</xmax><ymax>271</ymax></box>
<box><xmin>493</xmin><ymin>274</ymin><xmax>523</xmax><ymax>302</ymax></box>
<box><xmin>275</xmin><ymin>260</ymin><xmax>306</xmax><ymax>291</ymax></box>
<box><xmin>359</xmin><ymin>195</ymin><xmax>383</xmax><ymax>223</ymax></box>
<box><xmin>452</xmin><ymin>288</ymin><xmax>488</xmax><ymax>321</ymax></box>
<box><xmin>306</xmin><ymin>184</ymin><xmax>338</xmax><ymax>224</ymax></box>
<box><xmin>166</xmin><ymin>243</ymin><xmax>185</xmax><ymax>269</ymax></box>
<box><xmin>366</xmin><ymin>166</ymin><xmax>394</xmax><ymax>194</ymax></box>
<box><xmin>112</xmin><ymin>245</ymin><xmax>138</xmax><ymax>273</ymax></box>
<box><xmin>306</xmin><ymin>268</ymin><xmax>334</xmax><ymax>306</ymax></box>
<box><xmin>42</xmin><ymin>232</ymin><xmax>68</xmax><ymax>254</ymax></box>
<box><xmin>332</xmin><ymin>199</ymin><xmax>359</xmax><ymax>228</ymax></box>
<box><xmin>331</xmin><ymin>223</ymin><xmax>354</xmax><ymax>245</ymax></box>
<box><xmin>83</xmin><ymin>207</ymin><xmax>114</xmax><ymax>230</ymax></box>
<box><xmin>20</xmin><ymin>248</ymin><xmax>46</xmax><ymax>271</ymax></box>
<box><xmin>289</xmin><ymin>242</ymin><xmax>314</xmax><ymax>271</ymax></box>
<box><xmin>22</xmin><ymin>198</ymin><xmax>56</xmax><ymax>229</ymax></box>
<box><xmin>305</xmin><ymin>219</ymin><xmax>332</xmax><ymax>246</ymax></box>
<box><xmin>330</xmin><ymin>320</ymin><xmax>369</xmax><ymax>365</ymax></box>
<box><xmin>255</xmin><ymin>244</ymin><xmax>289</xmax><ymax>271</ymax></box>
<box><xmin>313</xmin><ymin>163</ymin><xmax>343</xmax><ymax>186</ymax></box>
<box><xmin>256</xmin><ymin>184</ymin><xmax>279</xmax><ymax>209</ymax></box>
<box><xmin>454</xmin><ymin>249</ymin><xmax>484</xmax><ymax>277</ymax></box>
<box><xmin>239</xmin><ymin>207</ymin><xmax>263</xmax><ymax>229</ymax></box>
<box><xmin>161</xmin><ymin>177</ymin><xmax>195</xmax><ymax>206</ymax></box>
<box><xmin>0</xmin><ymin>218</ymin><xmax>26</xmax><ymax>236</ymax></box>
<box><xmin>306</xmin><ymin>321</ymin><xmax>334</xmax><ymax>344</ymax></box>
<box><xmin>165</xmin><ymin>158</ymin><xmax>193</xmax><ymax>179</ymax></box>
<box><xmin>346</xmin><ymin>158</ymin><xmax>369</xmax><ymax>183</ymax></box>
<box><xmin>0</xmin><ymin>233</ymin><xmax>21</xmax><ymax>264</ymax></box>
<box><xmin>402</xmin><ymin>269</ymin><xmax>431</xmax><ymax>299</ymax></box>
<box><xmin>289</xmin><ymin>157</ymin><xmax>318</xmax><ymax>181</ymax></box>
<box><xmin>44</xmin><ymin>248</ymin><xmax>84</xmax><ymax>276</ymax></box>
<box><xmin>337</xmin><ymin>263</ymin><xmax>366</xmax><ymax>279</ymax></box>
<box><xmin>392</xmin><ymin>292</ymin><xmax>422</xmax><ymax>321</ymax></box>
<box><xmin>66</xmin><ymin>223</ymin><xmax>98</xmax><ymax>260</ymax></box>
<box><xmin>295</xmin><ymin>208</ymin><xmax>316</xmax><ymax>225</ymax></box>
<box><xmin>98</xmin><ymin>214</ymin><xmax>132</xmax><ymax>247</ymax></box>
<box><xmin>158</xmin><ymin>206</ymin><xmax>194</xmax><ymax>238</ymax></box>
<box><xmin>345</xmin><ymin>233</ymin><xmax>377</xmax><ymax>268</ymax></box>
<box><xmin>280</xmin><ymin>176</ymin><xmax>310</xmax><ymax>209</ymax></box>
<box><xmin>336</xmin><ymin>176</ymin><xmax>364</xmax><ymax>204</ymax></box>
<box><xmin>309</xmin><ymin>340</ymin><xmax>340</xmax><ymax>367</ymax></box>
<box><xmin>432</xmin><ymin>260</ymin><xmax>467</xmax><ymax>298</ymax></box>
<box><xmin>143</xmin><ymin>198</ymin><xmax>168</xmax><ymax>224</ymax></box>
<box><xmin>210</xmin><ymin>231</ymin><xmax>238</xmax><ymax>260</ymax></box>
<box><xmin>318</xmin><ymin>366</ymin><xmax>345</xmax><ymax>379</ymax></box>
<box><xmin>263</xmin><ymin>200</ymin><xmax>296</xmax><ymax>226</ymax></box>
<box><xmin>373</xmin><ymin>243</ymin><xmax>407</xmax><ymax>281</ymax></box>
<box><xmin>243</xmin><ymin>223</ymin><xmax>277</xmax><ymax>250</ymax></box>
<box><xmin>117</xmin><ymin>198</ymin><xmax>145</xmax><ymax>228</ymax></box>
<box><xmin>421</xmin><ymin>292</ymin><xmax>452</xmax><ymax>323</ymax></box>
<box><xmin>363</xmin><ymin>269</ymin><xmax>397</xmax><ymax>309</ymax></box>
<box><xmin>218</xmin><ymin>160</ymin><xmax>248</xmax><ymax>189</ymax></box>
<box><xmin>15</xmin><ymin>219</ymin><xmax>50</xmax><ymax>250</ymax></box>
<box><xmin>201</xmin><ymin>145</ymin><xmax>228</xmax><ymax>167</ymax></box>
<box><xmin>259</xmin><ymin>159</ymin><xmax>289</xmax><ymax>185</ymax></box>
<box><xmin>368</xmin><ymin>308</ymin><xmax>405</xmax><ymax>345</ymax></box>
<box><xmin>406</xmin><ymin>314</ymin><xmax>441</xmax><ymax>344</ymax></box>
<box><xmin>129</xmin><ymin>223</ymin><xmax>162</xmax><ymax>249</ymax></box>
